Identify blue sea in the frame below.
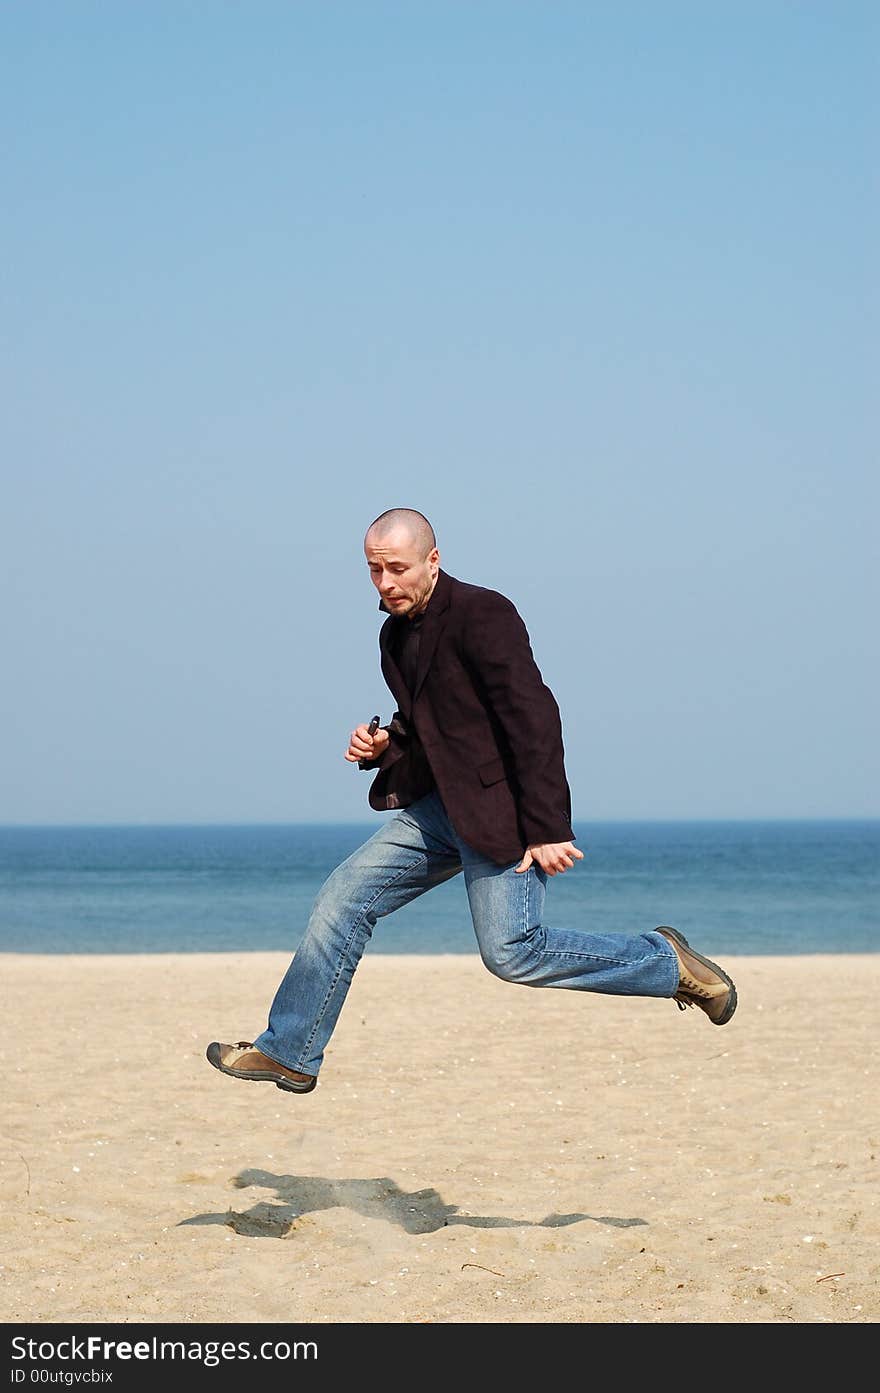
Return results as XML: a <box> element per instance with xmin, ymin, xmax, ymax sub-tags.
<box><xmin>0</xmin><ymin>820</ymin><xmax>877</xmax><ymax>955</ymax></box>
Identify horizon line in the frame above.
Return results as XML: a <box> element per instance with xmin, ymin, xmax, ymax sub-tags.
<box><xmin>1</xmin><ymin>815</ymin><xmax>878</xmax><ymax>830</ymax></box>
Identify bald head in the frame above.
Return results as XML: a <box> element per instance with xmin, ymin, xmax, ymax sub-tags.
<box><xmin>365</xmin><ymin>508</ymin><xmax>436</xmax><ymax>557</ymax></box>
<box><xmin>364</xmin><ymin>509</ymin><xmax>440</xmax><ymax>619</ymax></box>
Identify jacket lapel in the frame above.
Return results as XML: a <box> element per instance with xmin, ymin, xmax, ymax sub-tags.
<box><xmin>413</xmin><ymin>569</ymin><xmax>452</xmax><ymax>701</ymax></box>
<box><xmin>378</xmin><ymin>620</ymin><xmax>411</xmax><ymax>718</ymax></box>
<box><xmin>376</xmin><ymin>569</ymin><xmax>454</xmax><ymax>711</ymax></box>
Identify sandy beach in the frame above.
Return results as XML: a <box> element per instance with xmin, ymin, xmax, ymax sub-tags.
<box><xmin>1</xmin><ymin>951</ymin><xmax>877</xmax><ymax>1325</ymax></box>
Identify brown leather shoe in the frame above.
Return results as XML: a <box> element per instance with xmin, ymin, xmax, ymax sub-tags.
<box><xmin>656</xmin><ymin>927</ymin><xmax>738</xmax><ymax>1026</ymax></box>
<box><xmin>206</xmin><ymin>1041</ymin><xmax>317</xmax><ymax>1092</ymax></box>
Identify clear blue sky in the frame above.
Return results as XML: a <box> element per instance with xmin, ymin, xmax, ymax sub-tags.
<box><xmin>1</xmin><ymin>2</ymin><xmax>876</xmax><ymax>824</ymax></box>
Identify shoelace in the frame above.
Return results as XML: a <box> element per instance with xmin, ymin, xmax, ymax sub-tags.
<box><xmin>675</xmin><ymin>971</ymin><xmax>729</xmax><ymax>1012</ymax></box>
<box><xmin>677</xmin><ymin>971</ymin><xmax>715</xmax><ymax>1000</ymax></box>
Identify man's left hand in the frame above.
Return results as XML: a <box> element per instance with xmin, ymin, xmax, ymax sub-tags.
<box><xmin>515</xmin><ymin>842</ymin><xmax>584</xmax><ymax>876</ymax></box>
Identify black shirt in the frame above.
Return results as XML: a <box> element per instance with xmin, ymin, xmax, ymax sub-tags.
<box><xmin>390</xmin><ymin>611</ymin><xmax>424</xmax><ymax>695</ymax></box>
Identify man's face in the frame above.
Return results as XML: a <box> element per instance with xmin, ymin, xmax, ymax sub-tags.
<box><xmin>365</xmin><ymin>527</ymin><xmax>439</xmax><ymax>618</ymax></box>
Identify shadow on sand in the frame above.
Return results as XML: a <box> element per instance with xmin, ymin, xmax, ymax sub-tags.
<box><xmin>180</xmin><ymin>1169</ymin><xmax>649</xmax><ymax>1239</ymax></box>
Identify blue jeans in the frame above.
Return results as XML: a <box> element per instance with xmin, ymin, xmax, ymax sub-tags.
<box><xmin>253</xmin><ymin>791</ymin><xmax>680</xmax><ymax>1076</ymax></box>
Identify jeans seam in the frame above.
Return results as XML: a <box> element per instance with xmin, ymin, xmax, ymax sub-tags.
<box><xmin>521</xmin><ymin>947</ymin><xmax>661</xmax><ymax>966</ymax></box>
<box><xmin>294</xmin><ymin>852</ymin><xmax>431</xmax><ymax>1069</ymax></box>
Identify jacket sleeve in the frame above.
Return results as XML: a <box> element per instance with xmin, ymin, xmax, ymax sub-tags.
<box><xmin>462</xmin><ymin>591</ymin><xmax>575</xmax><ymax>847</ymax></box>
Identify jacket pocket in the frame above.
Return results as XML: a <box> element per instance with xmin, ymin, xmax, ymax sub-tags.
<box><xmin>478</xmin><ymin>757</ymin><xmax>506</xmax><ymax>787</ymax></box>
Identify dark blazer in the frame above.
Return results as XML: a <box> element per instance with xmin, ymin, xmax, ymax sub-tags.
<box><xmin>361</xmin><ymin>568</ymin><xmax>574</xmax><ymax>864</ymax></box>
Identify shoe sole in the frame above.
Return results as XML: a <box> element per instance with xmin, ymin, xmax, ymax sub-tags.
<box><xmin>656</xmin><ymin>925</ymin><xmax>738</xmax><ymax>1026</ymax></box>
<box><xmin>205</xmin><ymin>1043</ymin><xmax>317</xmax><ymax>1093</ymax></box>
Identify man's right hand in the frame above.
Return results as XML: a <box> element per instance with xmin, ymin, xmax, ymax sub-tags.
<box><xmin>344</xmin><ymin>723</ymin><xmax>391</xmax><ymax>763</ymax></box>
